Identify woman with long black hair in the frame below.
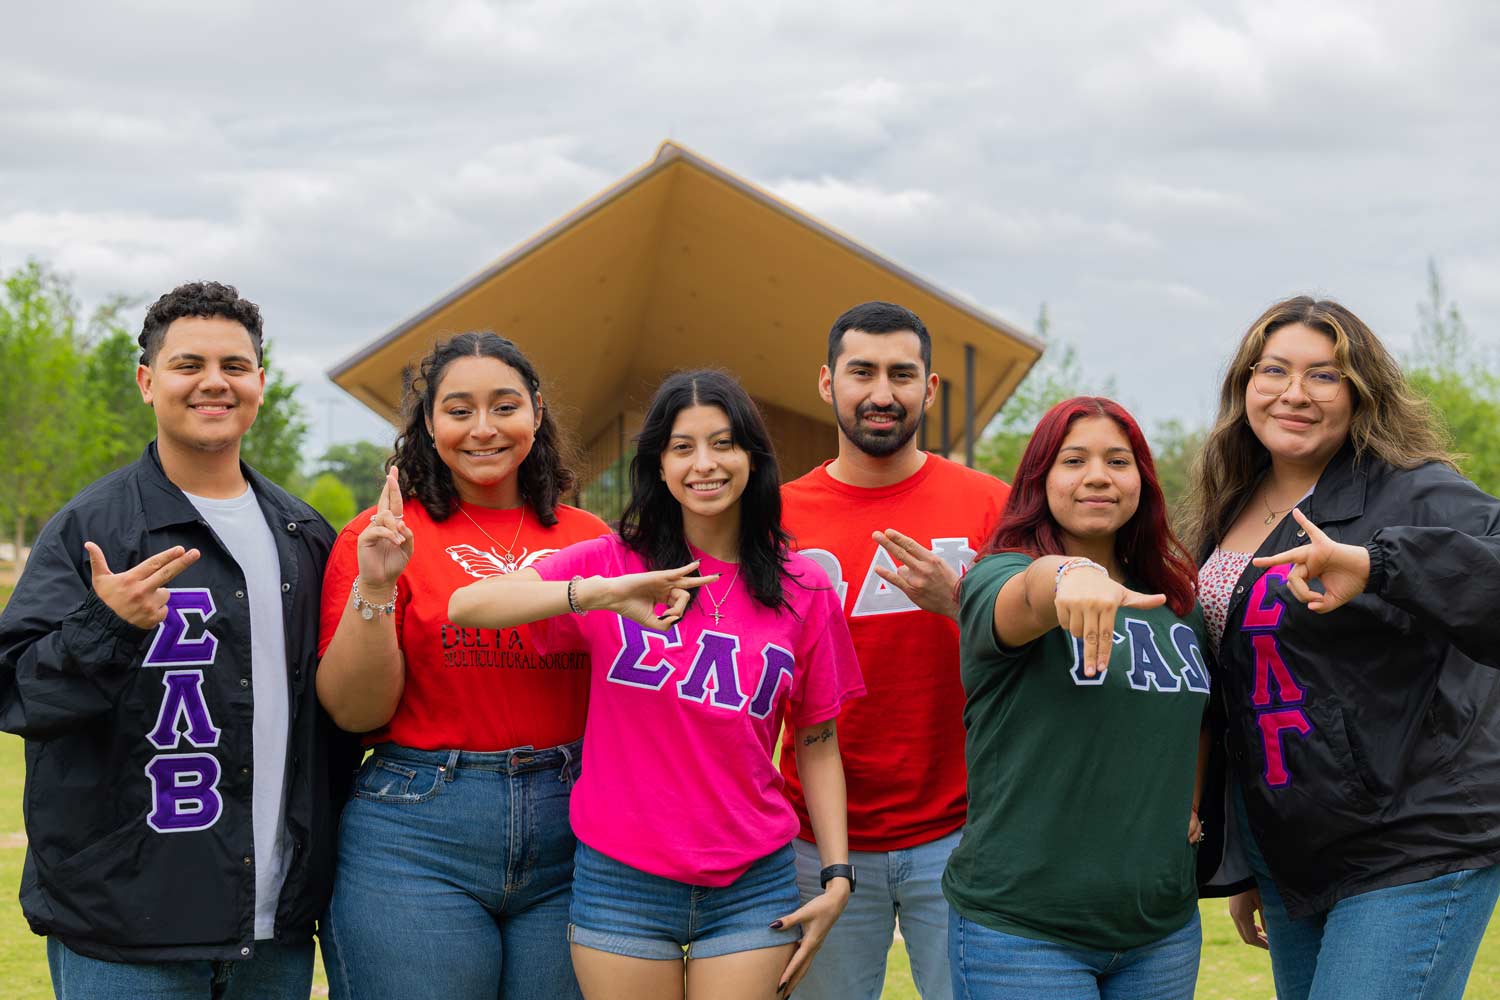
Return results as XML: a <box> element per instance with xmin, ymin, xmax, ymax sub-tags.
<box><xmin>450</xmin><ymin>368</ymin><xmax>864</xmax><ymax>1000</ymax></box>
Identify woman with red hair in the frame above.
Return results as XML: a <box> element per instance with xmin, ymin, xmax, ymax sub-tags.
<box><xmin>943</xmin><ymin>397</ymin><xmax>1209</xmax><ymax>999</ymax></box>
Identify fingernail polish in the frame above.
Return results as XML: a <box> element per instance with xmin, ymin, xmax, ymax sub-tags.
<box><xmin>769</xmin><ymin>920</ymin><xmax>783</xmax><ymax>930</ymax></box>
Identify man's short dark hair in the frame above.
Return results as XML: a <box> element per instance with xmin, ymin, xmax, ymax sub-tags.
<box><xmin>139</xmin><ymin>281</ymin><xmax>264</xmax><ymax>367</ymax></box>
<box><xmin>826</xmin><ymin>301</ymin><xmax>932</xmax><ymax>372</ymax></box>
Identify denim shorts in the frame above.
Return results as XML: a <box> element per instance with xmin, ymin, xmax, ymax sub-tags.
<box><xmin>568</xmin><ymin>841</ymin><xmax>803</xmax><ymax>960</ymax></box>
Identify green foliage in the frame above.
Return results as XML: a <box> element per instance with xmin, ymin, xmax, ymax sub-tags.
<box><xmin>315</xmin><ymin>440</ymin><xmax>392</xmax><ymax>510</ymax></box>
<box><xmin>974</xmin><ymin>304</ymin><xmax>1116</xmax><ymax>482</ymax></box>
<box><xmin>83</xmin><ymin>298</ymin><xmax>156</xmax><ymax>472</ymax></box>
<box><xmin>0</xmin><ymin>261</ymin><xmax>99</xmax><ymax>556</ymax></box>
<box><xmin>1407</xmin><ymin>260</ymin><xmax>1500</xmax><ymax>495</ymax></box>
<box><xmin>238</xmin><ymin>342</ymin><xmax>310</xmax><ymax>493</ymax></box>
<box><xmin>1147</xmin><ymin>419</ymin><xmax>1206</xmax><ymax>522</ymax></box>
<box><xmin>301</xmin><ymin>473</ymin><xmax>357</xmax><ymax>530</ymax></box>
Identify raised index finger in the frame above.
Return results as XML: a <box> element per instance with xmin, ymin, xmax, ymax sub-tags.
<box><xmin>386</xmin><ymin>467</ymin><xmax>404</xmax><ymax>519</ymax></box>
<box><xmin>1253</xmin><ymin>545</ymin><xmax>1310</xmax><ymax>568</ymax></box>
<box><xmin>1289</xmin><ymin>506</ymin><xmax>1327</xmax><ymax>540</ymax></box>
<box><xmin>125</xmin><ymin>545</ymin><xmax>188</xmax><ymax>580</ymax></box>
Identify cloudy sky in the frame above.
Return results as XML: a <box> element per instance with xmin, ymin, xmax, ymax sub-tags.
<box><xmin>3</xmin><ymin>0</ymin><xmax>1497</xmax><ymax>454</ymax></box>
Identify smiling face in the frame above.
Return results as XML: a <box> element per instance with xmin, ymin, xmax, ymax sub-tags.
<box><xmin>660</xmin><ymin>403</ymin><xmax>751</xmax><ymax>524</ymax></box>
<box><xmin>137</xmin><ymin>316</ymin><xmax>265</xmax><ymax>457</ymax></box>
<box><xmin>820</xmin><ymin>329</ymin><xmax>938</xmax><ymax>458</ymax></box>
<box><xmin>1045</xmin><ymin>415</ymin><xmax>1142</xmax><ymax>548</ymax></box>
<box><xmin>1245</xmin><ymin>323</ymin><xmax>1353</xmax><ymax>472</ymax></box>
<box><xmin>427</xmin><ymin>355</ymin><xmax>540</xmax><ymax>506</ymax></box>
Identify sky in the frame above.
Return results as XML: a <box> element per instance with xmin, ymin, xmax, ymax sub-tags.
<box><xmin>2</xmin><ymin>0</ymin><xmax>1497</xmax><ymax>456</ymax></box>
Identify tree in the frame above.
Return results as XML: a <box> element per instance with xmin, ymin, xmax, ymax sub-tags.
<box><xmin>301</xmin><ymin>473</ymin><xmax>357</xmax><ymax>530</ymax></box>
<box><xmin>315</xmin><ymin>440</ymin><xmax>392</xmax><ymax>511</ymax></box>
<box><xmin>0</xmin><ymin>260</ymin><xmax>101</xmax><ymax>566</ymax></box>
<box><xmin>1407</xmin><ymin>260</ymin><xmax>1500</xmax><ymax>494</ymax></box>
<box><xmin>84</xmin><ymin>297</ymin><xmax>156</xmax><ymax>473</ymax></box>
<box><xmin>240</xmin><ymin>342</ymin><xmax>311</xmax><ymax>492</ymax></box>
<box><xmin>1148</xmin><ymin>419</ymin><xmax>1206</xmax><ymax>523</ymax></box>
<box><xmin>974</xmin><ymin>304</ymin><xmax>1114</xmax><ymax>481</ymax></box>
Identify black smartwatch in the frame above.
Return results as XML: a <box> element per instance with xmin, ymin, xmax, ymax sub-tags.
<box><xmin>819</xmin><ymin>863</ymin><xmax>856</xmax><ymax>893</ymax></box>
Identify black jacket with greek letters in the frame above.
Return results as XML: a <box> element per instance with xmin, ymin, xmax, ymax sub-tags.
<box><xmin>1197</xmin><ymin>443</ymin><xmax>1500</xmax><ymax>918</ymax></box>
<box><xmin>0</xmin><ymin>444</ymin><xmax>360</xmax><ymax>962</ymax></box>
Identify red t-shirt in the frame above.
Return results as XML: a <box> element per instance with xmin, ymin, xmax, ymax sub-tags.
<box><xmin>318</xmin><ymin>498</ymin><xmax>611</xmax><ymax>751</ymax></box>
<box><xmin>779</xmin><ymin>453</ymin><xmax>1010</xmax><ymax>850</ymax></box>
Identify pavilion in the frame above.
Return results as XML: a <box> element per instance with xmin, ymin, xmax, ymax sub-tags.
<box><xmin>328</xmin><ymin>141</ymin><xmax>1042</xmax><ymax>518</ymax></box>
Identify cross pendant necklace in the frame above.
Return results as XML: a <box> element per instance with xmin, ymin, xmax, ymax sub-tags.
<box><xmin>701</xmin><ymin>563</ymin><xmax>740</xmax><ymax>626</ymax></box>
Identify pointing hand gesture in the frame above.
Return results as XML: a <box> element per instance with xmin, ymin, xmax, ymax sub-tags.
<box><xmin>1253</xmin><ymin>507</ymin><xmax>1370</xmax><ymax>613</ymax></box>
<box><xmin>871</xmin><ymin>529</ymin><xmax>960</xmax><ymax>619</ymax></box>
<box><xmin>1054</xmin><ymin>563</ymin><xmax>1166</xmax><ymax>676</ymax></box>
<box><xmin>357</xmin><ymin>467</ymin><xmax>414</xmax><ymax>595</ymax></box>
<box><xmin>85</xmin><ymin>541</ymin><xmax>201</xmax><ymax>629</ymax></box>
<box><xmin>586</xmin><ymin>562</ymin><xmax>720</xmax><ymax>632</ymax></box>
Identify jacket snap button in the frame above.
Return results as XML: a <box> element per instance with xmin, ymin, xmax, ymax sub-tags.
<box><xmin>1297</xmin><ymin>529</ymin><xmax>1306</xmax><ymax>537</ymax></box>
<box><xmin>240</xmin><ymin>678</ymin><xmax>250</xmax><ymax>688</ymax></box>
<box><xmin>235</xmin><ymin>590</ymin><xmax>245</xmax><ymax>599</ymax></box>
<box><xmin>281</xmin><ymin>582</ymin><xmax>291</xmax><ymax>593</ymax></box>
<box><xmin>242</xmin><ymin>856</ymin><xmax>252</xmax><ymax>866</ymax></box>
<box><xmin>241</xmin><ymin>946</ymin><xmax>250</xmax><ymax>957</ymax></box>
<box><xmin>286</xmin><ymin>522</ymin><xmax>298</xmax><ymax>532</ymax></box>
<box><xmin>1235</xmin><ymin>586</ymin><xmax>1244</xmax><ymax>595</ymax></box>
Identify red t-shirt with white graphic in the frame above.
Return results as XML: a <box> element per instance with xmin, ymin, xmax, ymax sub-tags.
<box><xmin>779</xmin><ymin>453</ymin><xmax>1010</xmax><ymax>850</ymax></box>
<box><xmin>318</xmin><ymin>498</ymin><xmax>611</xmax><ymax>751</ymax></box>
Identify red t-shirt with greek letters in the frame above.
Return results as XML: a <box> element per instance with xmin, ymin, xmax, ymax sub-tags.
<box><xmin>318</xmin><ymin>498</ymin><xmax>611</xmax><ymax>751</ymax></box>
<box><xmin>779</xmin><ymin>453</ymin><xmax>1010</xmax><ymax>850</ymax></box>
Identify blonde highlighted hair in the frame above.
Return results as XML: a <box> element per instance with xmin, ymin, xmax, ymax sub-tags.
<box><xmin>1180</xmin><ymin>296</ymin><xmax>1454</xmax><ymax>554</ymax></box>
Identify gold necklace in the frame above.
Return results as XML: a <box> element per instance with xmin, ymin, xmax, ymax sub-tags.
<box><xmin>701</xmin><ymin>564</ymin><xmax>741</xmax><ymax>626</ymax></box>
<box><xmin>457</xmin><ymin>503</ymin><xmax>526</xmax><ymax>569</ymax></box>
<box><xmin>1262</xmin><ymin>491</ymin><xmax>1297</xmax><ymax>525</ymax></box>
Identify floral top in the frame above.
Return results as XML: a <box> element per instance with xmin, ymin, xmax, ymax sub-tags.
<box><xmin>1198</xmin><ymin>548</ymin><xmax>1254</xmax><ymax>649</ymax></box>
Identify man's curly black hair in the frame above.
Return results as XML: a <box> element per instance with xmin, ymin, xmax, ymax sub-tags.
<box><xmin>138</xmin><ymin>281</ymin><xmax>264</xmax><ymax>367</ymax></box>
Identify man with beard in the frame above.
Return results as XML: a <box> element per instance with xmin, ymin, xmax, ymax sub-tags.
<box><xmin>779</xmin><ymin>301</ymin><xmax>1011</xmax><ymax>999</ymax></box>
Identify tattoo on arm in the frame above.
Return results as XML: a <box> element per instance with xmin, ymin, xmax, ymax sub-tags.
<box><xmin>802</xmin><ymin>725</ymin><xmax>835</xmax><ymax>746</ymax></box>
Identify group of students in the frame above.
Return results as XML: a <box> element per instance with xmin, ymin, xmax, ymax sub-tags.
<box><xmin>1</xmin><ymin>282</ymin><xmax>1497</xmax><ymax>1000</ymax></box>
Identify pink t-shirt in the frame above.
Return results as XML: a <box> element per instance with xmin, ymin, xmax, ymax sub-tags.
<box><xmin>531</xmin><ymin>535</ymin><xmax>864</xmax><ymax>886</ymax></box>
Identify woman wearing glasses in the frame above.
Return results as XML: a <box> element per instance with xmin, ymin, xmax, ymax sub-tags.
<box><xmin>1183</xmin><ymin>297</ymin><xmax>1500</xmax><ymax>1000</ymax></box>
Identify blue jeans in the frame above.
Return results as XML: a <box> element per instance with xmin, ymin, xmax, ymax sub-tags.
<box><xmin>48</xmin><ymin>938</ymin><xmax>313</xmax><ymax>999</ymax></box>
<box><xmin>947</xmin><ymin>908</ymin><xmax>1201</xmax><ymax>1000</ymax></box>
<box><xmin>1236</xmin><ymin>785</ymin><xmax>1500</xmax><ymax>1000</ymax></box>
<box><xmin>791</xmin><ymin>828</ymin><xmax>960</xmax><ymax>1000</ymax></box>
<box><xmin>568</xmin><ymin>841</ymin><xmax>802</xmax><ymax>959</ymax></box>
<box><xmin>321</xmin><ymin>742</ymin><xmax>583</xmax><ymax>1000</ymax></box>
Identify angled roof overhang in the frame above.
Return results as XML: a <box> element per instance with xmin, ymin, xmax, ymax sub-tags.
<box><xmin>328</xmin><ymin>141</ymin><xmax>1042</xmax><ymax>454</ymax></box>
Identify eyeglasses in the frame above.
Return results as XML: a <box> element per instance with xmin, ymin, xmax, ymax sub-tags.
<box><xmin>1248</xmin><ymin>362</ymin><xmax>1345</xmax><ymax>402</ymax></box>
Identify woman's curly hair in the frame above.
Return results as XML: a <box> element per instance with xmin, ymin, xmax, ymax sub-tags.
<box><xmin>390</xmin><ymin>332</ymin><xmax>576</xmax><ymax>525</ymax></box>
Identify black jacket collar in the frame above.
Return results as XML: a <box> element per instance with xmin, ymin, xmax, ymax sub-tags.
<box><xmin>135</xmin><ymin>442</ymin><xmax>314</xmax><ymax>532</ymax></box>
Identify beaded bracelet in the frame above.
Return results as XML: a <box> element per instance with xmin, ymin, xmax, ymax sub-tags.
<box><xmin>1054</xmin><ymin>557</ymin><xmax>1107</xmax><ymax>593</ymax></box>
<box><xmin>566</xmin><ymin>575</ymin><xmax>585</xmax><ymax>615</ymax></box>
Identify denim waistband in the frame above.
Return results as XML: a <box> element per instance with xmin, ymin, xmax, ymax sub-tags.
<box><xmin>372</xmin><ymin>739</ymin><xmax>582</xmax><ymax>776</ymax></box>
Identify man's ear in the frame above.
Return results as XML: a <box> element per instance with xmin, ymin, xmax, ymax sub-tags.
<box><xmin>136</xmin><ymin>364</ymin><xmax>154</xmax><ymax>406</ymax></box>
<box><xmin>818</xmin><ymin>365</ymin><xmax>834</xmax><ymax>405</ymax></box>
<box><xmin>923</xmin><ymin>370</ymin><xmax>939</xmax><ymax>411</ymax></box>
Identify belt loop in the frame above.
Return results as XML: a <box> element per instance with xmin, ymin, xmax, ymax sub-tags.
<box><xmin>557</xmin><ymin>742</ymin><xmax>575</xmax><ymax>783</ymax></box>
<box><xmin>443</xmin><ymin>749</ymin><xmax>459</xmax><ymax>781</ymax></box>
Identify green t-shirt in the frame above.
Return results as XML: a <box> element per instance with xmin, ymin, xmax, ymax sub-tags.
<box><xmin>943</xmin><ymin>552</ymin><xmax>1210</xmax><ymax>950</ymax></box>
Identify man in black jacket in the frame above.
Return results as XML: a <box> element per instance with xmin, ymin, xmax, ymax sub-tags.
<box><xmin>0</xmin><ymin>282</ymin><xmax>358</xmax><ymax>998</ymax></box>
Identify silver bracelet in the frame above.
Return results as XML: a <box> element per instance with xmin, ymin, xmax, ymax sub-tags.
<box><xmin>352</xmin><ymin>578</ymin><xmax>397</xmax><ymax>620</ymax></box>
<box><xmin>1054</xmin><ymin>557</ymin><xmax>1107</xmax><ymax>594</ymax></box>
<box><xmin>566</xmin><ymin>575</ymin><xmax>585</xmax><ymax>615</ymax></box>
